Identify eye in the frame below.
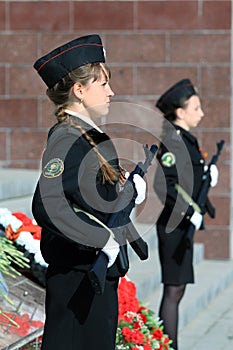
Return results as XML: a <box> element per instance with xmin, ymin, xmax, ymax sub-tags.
<box><xmin>101</xmin><ymin>80</ymin><xmax>108</xmax><ymax>86</ymax></box>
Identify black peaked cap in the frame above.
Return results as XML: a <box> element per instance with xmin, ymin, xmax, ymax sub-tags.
<box><xmin>156</xmin><ymin>79</ymin><xmax>196</xmax><ymax>114</ymax></box>
<box><xmin>33</xmin><ymin>34</ymin><xmax>105</xmax><ymax>88</ymax></box>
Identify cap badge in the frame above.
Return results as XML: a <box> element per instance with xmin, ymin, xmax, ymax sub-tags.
<box><xmin>161</xmin><ymin>152</ymin><xmax>176</xmax><ymax>167</ymax></box>
<box><xmin>43</xmin><ymin>158</ymin><xmax>64</xmax><ymax>178</ymax></box>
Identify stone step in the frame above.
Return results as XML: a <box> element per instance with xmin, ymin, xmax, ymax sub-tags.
<box><xmin>128</xmin><ymin>240</ymin><xmax>204</xmax><ymax>302</ymax></box>
<box><xmin>0</xmin><ymin>195</ymin><xmax>34</xmax><ymax>217</ymax></box>
<box><xmin>0</xmin><ymin>169</ymin><xmax>39</xmax><ymax>200</ymax></box>
<box><xmin>179</xmin><ymin>278</ymin><xmax>233</xmax><ymax>350</ymax></box>
<box><xmin>179</xmin><ymin>259</ymin><xmax>233</xmax><ymax>330</ymax></box>
<box><xmin>0</xmin><ymin>169</ymin><xmax>39</xmax><ymax>217</ymax></box>
<box><xmin>128</xmin><ymin>223</ymin><xmax>204</xmax><ymax>295</ymax></box>
<box><xmin>128</xmin><ymin>242</ymin><xmax>233</xmax><ymax>332</ymax></box>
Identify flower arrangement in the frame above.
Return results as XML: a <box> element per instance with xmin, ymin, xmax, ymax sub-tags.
<box><xmin>0</xmin><ymin>208</ymin><xmax>48</xmax><ymax>287</ymax></box>
<box><xmin>0</xmin><ymin>208</ymin><xmax>46</xmax><ymax>268</ymax></box>
<box><xmin>0</xmin><ymin>311</ymin><xmax>43</xmax><ymax>337</ymax></box>
<box><xmin>116</xmin><ymin>277</ymin><xmax>174</xmax><ymax>350</ymax></box>
<box><xmin>0</xmin><ymin>208</ymin><xmax>44</xmax><ymax>346</ymax></box>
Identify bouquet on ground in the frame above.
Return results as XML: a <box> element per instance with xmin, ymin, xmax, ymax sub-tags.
<box><xmin>0</xmin><ymin>208</ymin><xmax>48</xmax><ymax>287</ymax></box>
<box><xmin>116</xmin><ymin>277</ymin><xmax>174</xmax><ymax>350</ymax></box>
<box><xmin>0</xmin><ymin>209</ymin><xmax>44</xmax><ymax>338</ymax></box>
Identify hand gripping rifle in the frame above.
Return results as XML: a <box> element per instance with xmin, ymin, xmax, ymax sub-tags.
<box><xmin>174</xmin><ymin>140</ymin><xmax>225</xmax><ymax>265</ymax></box>
<box><xmin>87</xmin><ymin>144</ymin><xmax>158</xmax><ymax>295</ymax></box>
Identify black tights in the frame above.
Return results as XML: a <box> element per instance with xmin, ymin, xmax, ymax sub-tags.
<box><xmin>159</xmin><ymin>284</ymin><xmax>186</xmax><ymax>350</ymax></box>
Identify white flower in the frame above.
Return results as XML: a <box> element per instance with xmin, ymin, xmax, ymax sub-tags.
<box><xmin>16</xmin><ymin>231</ymin><xmax>48</xmax><ymax>267</ymax></box>
<box><xmin>34</xmin><ymin>251</ymin><xmax>48</xmax><ymax>267</ymax></box>
<box><xmin>25</xmin><ymin>238</ymin><xmax>40</xmax><ymax>254</ymax></box>
<box><xmin>16</xmin><ymin>231</ymin><xmax>33</xmax><ymax>247</ymax></box>
<box><xmin>16</xmin><ymin>231</ymin><xmax>40</xmax><ymax>254</ymax></box>
<box><xmin>32</xmin><ymin>218</ymin><xmax>38</xmax><ymax>225</ymax></box>
<box><xmin>0</xmin><ymin>208</ymin><xmax>11</xmax><ymax>216</ymax></box>
<box><xmin>0</xmin><ymin>208</ymin><xmax>22</xmax><ymax>231</ymax></box>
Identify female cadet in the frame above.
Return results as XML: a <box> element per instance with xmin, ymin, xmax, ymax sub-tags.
<box><xmin>32</xmin><ymin>34</ymin><xmax>145</xmax><ymax>350</ymax></box>
<box><xmin>153</xmin><ymin>79</ymin><xmax>218</xmax><ymax>350</ymax></box>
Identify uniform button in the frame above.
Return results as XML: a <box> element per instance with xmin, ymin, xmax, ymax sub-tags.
<box><xmin>181</xmin><ymin>211</ymin><xmax>185</xmax><ymax>216</ymax></box>
<box><xmin>187</xmin><ymin>216</ymin><xmax>190</xmax><ymax>219</ymax></box>
<box><xmin>200</xmin><ymin>159</ymin><xmax>204</xmax><ymax>163</ymax></box>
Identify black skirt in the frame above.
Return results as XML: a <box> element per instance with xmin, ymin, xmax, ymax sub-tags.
<box><xmin>41</xmin><ymin>265</ymin><xmax>119</xmax><ymax>350</ymax></box>
<box><xmin>157</xmin><ymin>224</ymin><xmax>194</xmax><ymax>285</ymax></box>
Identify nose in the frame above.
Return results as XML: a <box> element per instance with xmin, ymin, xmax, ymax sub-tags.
<box><xmin>108</xmin><ymin>84</ymin><xmax>114</xmax><ymax>97</ymax></box>
<box><xmin>200</xmin><ymin>108</ymin><xmax>204</xmax><ymax>118</ymax></box>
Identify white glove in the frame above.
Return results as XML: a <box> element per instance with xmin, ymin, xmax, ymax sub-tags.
<box><xmin>101</xmin><ymin>236</ymin><xmax>120</xmax><ymax>268</ymax></box>
<box><xmin>133</xmin><ymin>174</ymin><xmax>147</xmax><ymax>205</ymax></box>
<box><xmin>210</xmin><ymin>164</ymin><xmax>219</xmax><ymax>187</ymax></box>
<box><xmin>190</xmin><ymin>211</ymin><xmax>203</xmax><ymax>231</ymax></box>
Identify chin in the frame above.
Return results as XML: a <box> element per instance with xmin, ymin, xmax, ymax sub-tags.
<box><xmin>94</xmin><ymin>105</ymin><xmax>109</xmax><ymax>116</ymax></box>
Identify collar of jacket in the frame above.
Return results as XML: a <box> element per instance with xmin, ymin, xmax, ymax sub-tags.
<box><xmin>174</xmin><ymin>124</ymin><xmax>197</xmax><ymax>145</ymax></box>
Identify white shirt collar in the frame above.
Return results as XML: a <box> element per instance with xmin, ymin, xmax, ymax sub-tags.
<box><xmin>64</xmin><ymin>109</ymin><xmax>103</xmax><ymax>133</ymax></box>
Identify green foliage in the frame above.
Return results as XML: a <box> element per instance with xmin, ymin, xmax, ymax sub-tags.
<box><xmin>0</xmin><ymin>236</ymin><xmax>29</xmax><ymax>278</ymax></box>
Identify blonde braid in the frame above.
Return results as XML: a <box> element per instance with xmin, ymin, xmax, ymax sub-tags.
<box><xmin>79</xmin><ymin>127</ymin><xmax>118</xmax><ymax>184</ymax></box>
<box><xmin>55</xmin><ymin>106</ymin><xmax>70</xmax><ymax>123</ymax></box>
<box><xmin>56</xmin><ymin>107</ymin><xmax>118</xmax><ymax>184</ymax></box>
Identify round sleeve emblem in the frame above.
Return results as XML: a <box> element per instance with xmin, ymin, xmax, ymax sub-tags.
<box><xmin>161</xmin><ymin>152</ymin><xmax>176</xmax><ymax>167</ymax></box>
<box><xmin>43</xmin><ymin>158</ymin><xmax>64</xmax><ymax>178</ymax></box>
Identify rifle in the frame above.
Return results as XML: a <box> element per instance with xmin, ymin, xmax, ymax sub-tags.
<box><xmin>174</xmin><ymin>140</ymin><xmax>225</xmax><ymax>264</ymax></box>
<box><xmin>87</xmin><ymin>144</ymin><xmax>158</xmax><ymax>295</ymax></box>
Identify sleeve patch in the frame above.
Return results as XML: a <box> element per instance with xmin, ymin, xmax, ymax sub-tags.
<box><xmin>43</xmin><ymin>158</ymin><xmax>64</xmax><ymax>178</ymax></box>
<box><xmin>161</xmin><ymin>152</ymin><xmax>176</xmax><ymax>167</ymax></box>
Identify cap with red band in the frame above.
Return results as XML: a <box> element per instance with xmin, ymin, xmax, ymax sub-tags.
<box><xmin>33</xmin><ymin>34</ymin><xmax>105</xmax><ymax>89</ymax></box>
<box><xmin>156</xmin><ymin>78</ymin><xmax>197</xmax><ymax>115</ymax></box>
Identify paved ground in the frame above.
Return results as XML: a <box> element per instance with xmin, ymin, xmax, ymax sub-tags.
<box><xmin>0</xmin><ymin>274</ymin><xmax>45</xmax><ymax>350</ymax></box>
<box><xmin>179</xmin><ymin>279</ymin><xmax>233</xmax><ymax>350</ymax></box>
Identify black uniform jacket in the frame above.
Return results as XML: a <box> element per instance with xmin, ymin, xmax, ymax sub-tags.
<box><xmin>154</xmin><ymin>124</ymin><xmax>206</xmax><ymax>231</ymax></box>
<box><xmin>32</xmin><ymin>118</ymin><xmax>130</xmax><ymax>278</ymax></box>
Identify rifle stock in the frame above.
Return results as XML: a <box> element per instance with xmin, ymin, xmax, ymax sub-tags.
<box><xmin>87</xmin><ymin>251</ymin><xmax>108</xmax><ymax>295</ymax></box>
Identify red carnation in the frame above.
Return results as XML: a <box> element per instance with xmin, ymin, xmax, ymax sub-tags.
<box><xmin>164</xmin><ymin>336</ymin><xmax>170</xmax><ymax>344</ymax></box>
<box><xmin>138</xmin><ymin>305</ymin><xmax>148</xmax><ymax>312</ymax></box>
<box><xmin>130</xmin><ymin>329</ymin><xmax>144</xmax><ymax>345</ymax></box>
<box><xmin>143</xmin><ymin>343</ymin><xmax>153</xmax><ymax>350</ymax></box>
<box><xmin>138</xmin><ymin>312</ymin><xmax>147</xmax><ymax>324</ymax></box>
<box><xmin>122</xmin><ymin>326</ymin><xmax>133</xmax><ymax>342</ymax></box>
<box><xmin>133</xmin><ymin>321</ymin><xmax>141</xmax><ymax>329</ymax></box>
<box><xmin>152</xmin><ymin>328</ymin><xmax>164</xmax><ymax>340</ymax></box>
<box><xmin>122</xmin><ymin>327</ymin><xmax>144</xmax><ymax>345</ymax></box>
<box><xmin>0</xmin><ymin>312</ymin><xmax>43</xmax><ymax>337</ymax></box>
<box><xmin>13</xmin><ymin>212</ymin><xmax>33</xmax><ymax>226</ymax></box>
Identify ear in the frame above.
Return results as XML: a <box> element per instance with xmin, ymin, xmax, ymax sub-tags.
<box><xmin>176</xmin><ymin>107</ymin><xmax>185</xmax><ymax>120</ymax></box>
<box><xmin>72</xmin><ymin>82</ymin><xmax>84</xmax><ymax>100</ymax></box>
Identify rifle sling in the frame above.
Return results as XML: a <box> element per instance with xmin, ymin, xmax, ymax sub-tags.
<box><xmin>175</xmin><ymin>184</ymin><xmax>201</xmax><ymax>213</ymax></box>
<box><xmin>72</xmin><ymin>204</ymin><xmax>115</xmax><ymax>238</ymax></box>
<box><xmin>73</xmin><ymin>204</ymin><xmax>129</xmax><ymax>278</ymax></box>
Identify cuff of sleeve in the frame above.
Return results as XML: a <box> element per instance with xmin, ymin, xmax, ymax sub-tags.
<box><xmin>181</xmin><ymin>205</ymin><xmax>195</xmax><ymax>220</ymax></box>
